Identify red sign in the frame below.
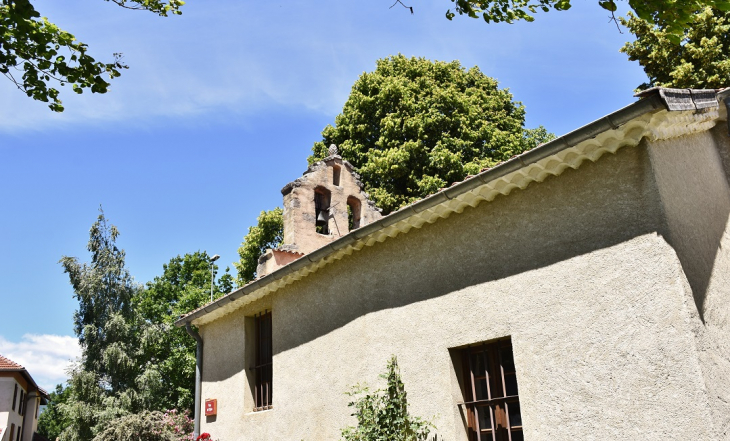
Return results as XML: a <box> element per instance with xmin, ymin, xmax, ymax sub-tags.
<box><xmin>205</xmin><ymin>399</ymin><xmax>217</xmax><ymax>416</ymax></box>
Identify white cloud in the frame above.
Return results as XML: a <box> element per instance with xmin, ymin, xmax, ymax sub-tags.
<box><xmin>0</xmin><ymin>334</ymin><xmax>81</xmax><ymax>391</ymax></box>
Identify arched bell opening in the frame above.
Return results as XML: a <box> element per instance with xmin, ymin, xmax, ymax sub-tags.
<box><xmin>314</xmin><ymin>187</ymin><xmax>332</xmax><ymax>235</ymax></box>
<box><xmin>347</xmin><ymin>196</ymin><xmax>362</xmax><ymax>231</ymax></box>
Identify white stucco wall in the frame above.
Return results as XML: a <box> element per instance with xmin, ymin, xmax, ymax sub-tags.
<box><xmin>199</xmin><ymin>134</ymin><xmax>729</xmax><ymax>440</ymax></box>
<box><xmin>0</xmin><ymin>378</ymin><xmax>25</xmax><ymax>441</ymax></box>
<box><xmin>648</xmin><ymin>126</ymin><xmax>730</xmax><ymax>439</ymax></box>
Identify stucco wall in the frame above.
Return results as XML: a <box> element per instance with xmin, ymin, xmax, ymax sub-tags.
<box><xmin>200</xmin><ymin>141</ymin><xmax>724</xmax><ymax>440</ymax></box>
<box><xmin>648</xmin><ymin>127</ymin><xmax>730</xmax><ymax>439</ymax></box>
<box><xmin>0</xmin><ymin>378</ymin><xmax>24</xmax><ymax>440</ymax></box>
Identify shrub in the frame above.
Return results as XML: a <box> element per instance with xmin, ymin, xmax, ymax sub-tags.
<box><xmin>92</xmin><ymin>409</ymin><xmax>194</xmax><ymax>441</ymax></box>
<box><xmin>342</xmin><ymin>356</ymin><xmax>438</xmax><ymax>441</ymax></box>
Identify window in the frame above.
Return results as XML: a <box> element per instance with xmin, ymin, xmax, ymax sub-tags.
<box><xmin>19</xmin><ymin>389</ymin><xmax>24</xmax><ymax>416</ymax></box>
<box><xmin>252</xmin><ymin>310</ymin><xmax>272</xmax><ymax>411</ymax></box>
<box><xmin>12</xmin><ymin>383</ymin><xmax>17</xmax><ymax>411</ymax></box>
<box><xmin>460</xmin><ymin>338</ymin><xmax>523</xmax><ymax>441</ymax></box>
<box><xmin>16</xmin><ymin>425</ymin><xmax>21</xmax><ymax>441</ymax></box>
<box><xmin>9</xmin><ymin>424</ymin><xmax>14</xmax><ymax>441</ymax></box>
<box><xmin>332</xmin><ymin>165</ymin><xmax>341</xmax><ymax>186</ymax></box>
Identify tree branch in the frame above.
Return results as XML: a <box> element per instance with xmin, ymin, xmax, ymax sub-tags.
<box><xmin>390</xmin><ymin>0</ymin><xmax>414</xmax><ymax>14</ymax></box>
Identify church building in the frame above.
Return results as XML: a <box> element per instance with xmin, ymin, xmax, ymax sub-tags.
<box><xmin>177</xmin><ymin>87</ymin><xmax>730</xmax><ymax>440</ymax></box>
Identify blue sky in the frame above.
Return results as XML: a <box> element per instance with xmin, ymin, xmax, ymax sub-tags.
<box><xmin>0</xmin><ymin>0</ymin><xmax>647</xmax><ymax>388</ymax></box>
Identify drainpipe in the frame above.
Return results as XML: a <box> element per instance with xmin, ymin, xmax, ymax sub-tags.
<box><xmin>185</xmin><ymin>322</ymin><xmax>203</xmax><ymax>438</ymax></box>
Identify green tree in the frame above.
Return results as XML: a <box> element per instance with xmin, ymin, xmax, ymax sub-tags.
<box><xmin>342</xmin><ymin>356</ymin><xmax>436</xmax><ymax>441</ymax></box>
<box><xmin>234</xmin><ymin>207</ymin><xmax>284</xmax><ymax>286</ymax></box>
<box><xmin>444</xmin><ymin>0</ymin><xmax>730</xmax><ymax>40</ymax></box>
<box><xmin>134</xmin><ymin>251</ymin><xmax>231</xmax><ymax>411</ymax></box>
<box><xmin>310</xmin><ymin>55</ymin><xmax>554</xmax><ymax>215</ymax></box>
<box><xmin>37</xmin><ymin>384</ymin><xmax>72</xmax><ymax>440</ymax></box>
<box><xmin>0</xmin><ymin>0</ymin><xmax>184</xmax><ymax>112</ymax></box>
<box><xmin>58</xmin><ymin>210</ymin><xmax>166</xmax><ymax>440</ymax></box>
<box><xmin>60</xmin><ymin>210</ymin><xmax>142</xmax><ymax>393</ymax></box>
<box><xmin>620</xmin><ymin>7</ymin><xmax>730</xmax><ymax>90</ymax></box>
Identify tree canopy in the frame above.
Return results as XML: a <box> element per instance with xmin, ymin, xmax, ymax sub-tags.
<box><xmin>310</xmin><ymin>55</ymin><xmax>554</xmax><ymax>215</ymax></box>
<box><xmin>445</xmin><ymin>0</ymin><xmax>730</xmax><ymax>40</ymax></box>
<box><xmin>0</xmin><ymin>0</ymin><xmax>184</xmax><ymax>111</ymax></box>
<box><xmin>620</xmin><ymin>7</ymin><xmax>730</xmax><ymax>90</ymax></box>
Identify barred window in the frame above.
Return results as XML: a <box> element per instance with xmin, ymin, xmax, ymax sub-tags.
<box><xmin>252</xmin><ymin>310</ymin><xmax>272</xmax><ymax>411</ymax></box>
<box><xmin>460</xmin><ymin>338</ymin><xmax>523</xmax><ymax>441</ymax></box>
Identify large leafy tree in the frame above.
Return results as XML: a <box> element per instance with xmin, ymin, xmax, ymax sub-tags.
<box><xmin>310</xmin><ymin>55</ymin><xmax>554</xmax><ymax>215</ymax></box>
<box><xmin>445</xmin><ymin>0</ymin><xmax>730</xmax><ymax>40</ymax></box>
<box><xmin>58</xmin><ymin>210</ymin><xmax>153</xmax><ymax>440</ymax></box>
<box><xmin>620</xmin><ymin>7</ymin><xmax>730</xmax><ymax>90</ymax></box>
<box><xmin>0</xmin><ymin>0</ymin><xmax>184</xmax><ymax>111</ymax></box>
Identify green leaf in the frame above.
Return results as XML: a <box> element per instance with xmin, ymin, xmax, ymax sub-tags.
<box><xmin>599</xmin><ymin>0</ymin><xmax>618</xmax><ymax>11</ymax></box>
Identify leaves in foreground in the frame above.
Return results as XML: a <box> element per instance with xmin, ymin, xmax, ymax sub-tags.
<box><xmin>444</xmin><ymin>0</ymin><xmax>730</xmax><ymax>41</ymax></box>
<box><xmin>0</xmin><ymin>0</ymin><xmax>184</xmax><ymax>111</ymax></box>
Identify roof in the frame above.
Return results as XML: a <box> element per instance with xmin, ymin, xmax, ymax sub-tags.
<box><xmin>0</xmin><ymin>354</ymin><xmax>25</xmax><ymax>370</ymax></box>
<box><xmin>0</xmin><ymin>354</ymin><xmax>50</xmax><ymax>400</ymax></box>
<box><xmin>176</xmin><ymin>87</ymin><xmax>730</xmax><ymax>328</ymax></box>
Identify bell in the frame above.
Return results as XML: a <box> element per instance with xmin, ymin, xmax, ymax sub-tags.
<box><xmin>316</xmin><ymin>210</ymin><xmax>328</xmax><ymax>226</ymax></box>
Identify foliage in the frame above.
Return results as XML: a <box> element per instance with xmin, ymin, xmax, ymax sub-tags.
<box><xmin>60</xmin><ymin>209</ymin><xmax>143</xmax><ymax>394</ymax></box>
<box><xmin>57</xmin><ymin>210</ymin><xmax>153</xmax><ymax>439</ymax></box>
<box><xmin>342</xmin><ymin>356</ymin><xmax>436</xmax><ymax>441</ymax></box>
<box><xmin>133</xmin><ymin>251</ymin><xmax>232</xmax><ymax>411</ymax></box>
<box><xmin>37</xmin><ymin>384</ymin><xmax>73</xmax><ymax>440</ymax></box>
<box><xmin>0</xmin><ymin>0</ymin><xmax>184</xmax><ymax>112</ymax></box>
<box><xmin>234</xmin><ymin>207</ymin><xmax>284</xmax><ymax>286</ymax></box>
<box><xmin>55</xmin><ymin>211</ymin><xmax>221</xmax><ymax>440</ymax></box>
<box><xmin>620</xmin><ymin>7</ymin><xmax>730</xmax><ymax>90</ymax></box>
<box><xmin>91</xmin><ymin>409</ymin><xmax>194</xmax><ymax>441</ymax></box>
<box><xmin>310</xmin><ymin>55</ymin><xmax>554</xmax><ymax>215</ymax></box>
<box><xmin>444</xmin><ymin>0</ymin><xmax>730</xmax><ymax>41</ymax></box>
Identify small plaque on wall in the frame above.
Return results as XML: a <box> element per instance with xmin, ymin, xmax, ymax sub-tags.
<box><xmin>205</xmin><ymin>399</ymin><xmax>217</xmax><ymax>416</ymax></box>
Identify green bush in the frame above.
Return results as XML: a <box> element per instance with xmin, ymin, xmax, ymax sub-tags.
<box><xmin>91</xmin><ymin>409</ymin><xmax>194</xmax><ymax>441</ymax></box>
<box><xmin>342</xmin><ymin>356</ymin><xmax>438</xmax><ymax>441</ymax></box>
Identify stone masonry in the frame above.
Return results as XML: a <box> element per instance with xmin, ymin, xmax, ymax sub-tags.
<box><xmin>256</xmin><ymin>145</ymin><xmax>382</xmax><ymax>277</ymax></box>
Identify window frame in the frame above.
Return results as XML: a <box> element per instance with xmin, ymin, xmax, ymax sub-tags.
<box><xmin>12</xmin><ymin>383</ymin><xmax>18</xmax><ymax>411</ymax></box>
<box><xmin>460</xmin><ymin>338</ymin><xmax>523</xmax><ymax>441</ymax></box>
<box><xmin>251</xmin><ymin>310</ymin><xmax>273</xmax><ymax>411</ymax></box>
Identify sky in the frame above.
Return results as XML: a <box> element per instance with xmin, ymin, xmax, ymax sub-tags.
<box><xmin>0</xmin><ymin>0</ymin><xmax>647</xmax><ymax>390</ymax></box>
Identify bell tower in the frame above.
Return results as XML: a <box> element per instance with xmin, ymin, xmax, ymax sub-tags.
<box><xmin>256</xmin><ymin>145</ymin><xmax>382</xmax><ymax>277</ymax></box>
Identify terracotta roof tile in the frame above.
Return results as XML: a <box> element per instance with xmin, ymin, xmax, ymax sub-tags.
<box><xmin>0</xmin><ymin>354</ymin><xmax>24</xmax><ymax>370</ymax></box>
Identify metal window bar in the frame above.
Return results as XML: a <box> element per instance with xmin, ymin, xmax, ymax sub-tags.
<box><xmin>252</xmin><ymin>310</ymin><xmax>273</xmax><ymax>411</ymax></box>
<box><xmin>460</xmin><ymin>339</ymin><xmax>523</xmax><ymax>441</ymax></box>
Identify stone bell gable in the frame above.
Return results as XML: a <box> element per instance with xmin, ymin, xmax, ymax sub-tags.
<box><xmin>256</xmin><ymin>145</ymin><xmax>382</xmax><ymax>277</ymax></box>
